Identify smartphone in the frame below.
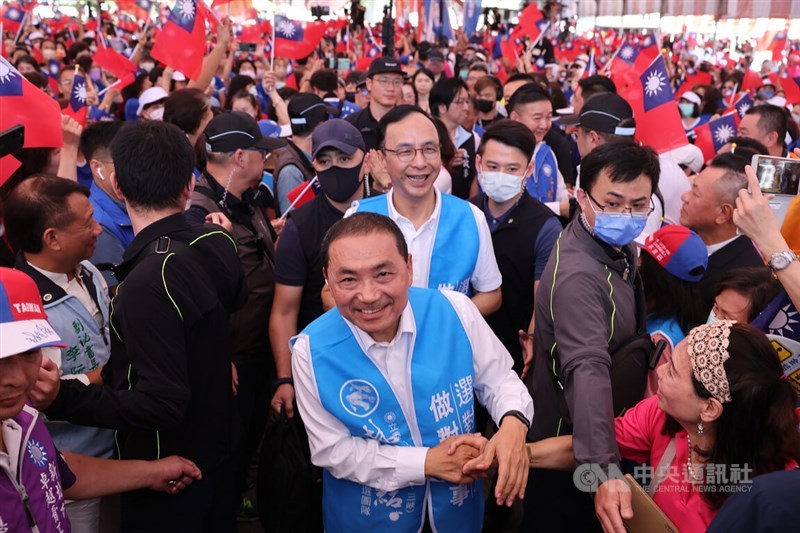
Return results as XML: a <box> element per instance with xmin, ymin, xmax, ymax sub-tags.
<box><xmin>328</xmin><ymin>57</ymin><xmax>336</xmax><ymax>69</ymax></box>
<box><xmin>238</xmin><ymin>42</ymin><xmax>257</xmax><ymax>52</ymax></box>
<box><xmin>751</xmin><ymin>154</ymin><xmax>800</xmax><ymax>195</ymax></box>
<box><xmin>337</xmin><ymin>58</ymin><xmax>351</xmax><ymax>71</ymax></box>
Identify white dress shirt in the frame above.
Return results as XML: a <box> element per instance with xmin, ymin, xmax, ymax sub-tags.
<box><xmin>346</xmin><ymin>188</ymin><xmax>502</xmax><ymax>293</ymax></box>
<box><xmin>292</xmin><ymin>290</ymin><xmax>533</xmax><ymax>492</ymax></box>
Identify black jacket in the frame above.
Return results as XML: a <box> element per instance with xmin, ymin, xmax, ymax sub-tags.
<box><xmin>47</xmin><ymin>213</ymin><xmax>247</xmax><ymax>472</ymax></box>
<box><xmin>698</xmin><ymin>235</ymin><xmax>764</xmax><ymax>313</ymax></box>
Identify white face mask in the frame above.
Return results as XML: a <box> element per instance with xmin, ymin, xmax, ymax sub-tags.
<box><xmin>42</xmin><ymin>49</ymin><xmax>56</xmax><ymax>60</ymax></box>
<box><xmin>275</xmin><ymin>81</ymin><xmax>286</xmax><ymax>90</ymax></box>
<box><xmin>479</xmin><ymin>170</ymin><xmax>524</xmax><ymax>203</ymax></box>
<box><xmin>147</xmin><ymin>107</ymin><xmax>165</xmax><ymax>121</ymax></box>
<box><xmin>707</xmin><ymin>309</ymin><xmax>720</xmax><ymax>324</ymax></box>
<box><xmin>240</xmin><ymin>70</ymin><xmax>256</xmax><ymax>78</ymax></box>
<box><xmin>248</xmin><ymin>86</ymin><xmax>258</xmax><ymax>97</ymax></box>
<box><xmin>141</xmin><ymin>62</ymin><xmax>155</xmax><ymax>73</ymax></box>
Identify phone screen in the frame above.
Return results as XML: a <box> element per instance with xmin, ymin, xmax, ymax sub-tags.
<box><xmin>239</xmin><ymin>42</ymin><xmax>257</xmax><ymax>52</ymax></box>
<box><xmin>755</xmin><ymin>156</ymin><xmax>800</xmax><ymax>195</ymax></box>
<box><xmin>337</xmin><ymin>58</ymin><xmax>350</xmax><ymax>71</ymax></box>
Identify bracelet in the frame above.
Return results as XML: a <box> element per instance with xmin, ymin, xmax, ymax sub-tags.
<box><xmin>274</xmin><ymin>377</ymin><xmax>294</xmax><ymax>389</ymax></box>
<box><xmin>500</xmin><ymin>410</ymin><xmax>531</xmax><ymax>429</ymax></box>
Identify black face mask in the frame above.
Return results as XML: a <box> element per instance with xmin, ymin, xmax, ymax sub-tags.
<box><xmin>345</xmin><ymin>91</ymin><xmax>356</xmax><ymax>103</ymax></box>
<box><xmin>476</xmin><ymin>98</ymin><xmax>495</xmax><ymax>113</ymax></box>
<box><xmin>317</xmin><ymin>164</ymin><xmax>363</xmax><ymax>203</ymax></box>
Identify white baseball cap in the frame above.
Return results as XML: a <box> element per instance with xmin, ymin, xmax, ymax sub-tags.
<box><xmin>137</xmin><ymin>87</ymin><xmax>169</xmax><ymax>116</ymax></box>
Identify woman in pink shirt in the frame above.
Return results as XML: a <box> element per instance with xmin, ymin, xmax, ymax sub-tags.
<box><xmin>454</xmin><ymin>321</ymin><xmax>800</xmax><ymax>532</ymax></box>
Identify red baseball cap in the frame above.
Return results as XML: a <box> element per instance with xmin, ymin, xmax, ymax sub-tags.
<box><xmin>640</xmin><ymin>225</ymin><xmax>708</xmax><ymax>282</ymax></box>
<box><xmin>0</xmin><ymin>268</ymin><xmax>64</xmax><ymax>359</ymax></box>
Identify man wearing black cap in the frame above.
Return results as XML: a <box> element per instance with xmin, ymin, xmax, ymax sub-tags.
<box><xmin>273</xmin><ymin>93</ymin><xmax>335</xmax><ymax>216</ymax></box>
<box><xmin>426</xmin><ymin>49</ymin><xmax>446</xmax><ymax>81</ymax></box>
<box><xmin>185</xmin><ymin>111</ymin><xmax>285</xmax><ymax>518</ymax></box>
<box><xmin>345</xmin><ymin>57</ymin><xmax>405</xmax><ymax>152</ymax></box>
<box><xmin>269</xmin><ymin>119</ymin><xmax>372</xmax><ymax>419</ymax></box>
<box><xmin>563</xmin><ymin>93</ymin><xmax>664</xmax><ymax>238</ymax></box>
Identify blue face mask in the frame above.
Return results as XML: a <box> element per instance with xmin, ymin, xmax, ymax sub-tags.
<box><xmin>760</xmin><ymin>89</ymin><xmax>775</xmax><ymax>99</ymax></box>
<box><xmin>678</xmin><ymin>102</ymin><xmax>695</xmax><ymax>118</ymax></box>
<box><xmin>585</xmin><ymin>196</ymin><xmax>648</xmax><ymax>246</ymax></box>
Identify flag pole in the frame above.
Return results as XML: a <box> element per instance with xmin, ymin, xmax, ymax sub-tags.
<box><xmin>602</xmin><ymin>42</ymin><xmax>623</xmax><ymax>74</ymax></box>
<box><xmin>727</xmin><ymin>83</ymin><xmax>738</xmax><ymax>108</ymax></box>
<box><xmin>280</xmin><ymin>177</ymin><xmax>319</xmax><ymax>219</ymax></box>
<box><xmin>270</xmin><ymin>10</ymin><xmax>276</xmax><ymax>71</ymax></box>
<box><xmin>12</xmin><ymin>10</ymin><xmax>28</xmax><ymax>46</ymax></box>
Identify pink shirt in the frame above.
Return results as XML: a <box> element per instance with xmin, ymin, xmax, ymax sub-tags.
<box><xmin>615</xmin><ymin>396</ymin><xmax>717</xmax><ymax>533</ymax></box>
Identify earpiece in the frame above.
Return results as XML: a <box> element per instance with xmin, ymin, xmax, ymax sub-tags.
<box><xmin>97</xmin><ymin>167</ymin><xmax>106</xmax><ymax>181</ymax></box>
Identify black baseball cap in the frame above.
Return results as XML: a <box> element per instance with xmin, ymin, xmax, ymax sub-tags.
<box><xmin>367</xmin><ymin>57</ymin><xmax>405</xmax><ymax>78</ymax></box>
<box><xmin>288</xmin><ymin>93</ymin><xmax>337</xmax><ymax>128</ymax></box>
<box><xmin>204</xmin><ymin>111</ymin><xmax>287</xmax><ymax>152</ymax></box>
<box><xmin>312</xmin><ymin>119</ymin><xmax>366</xmax><ymax>159</ymax></box>
<box><xmin>428</xmin><ymin>50</ymin><xmax>445</xmax><ymax>62</ymax></box>
<box><xmin>559</xmin><ymin>93</ymin><xmax>635</xmax><ymax>136</ymax></box>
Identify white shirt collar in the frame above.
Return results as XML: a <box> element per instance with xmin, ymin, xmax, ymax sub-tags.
<box><xmin>345</xmin><ymin>300</ymin><xmax>415</xmax><ymax>352</ymax></box>
<box><xmin>385</xmin><ymin>187</ymin><xmax>442</xmax><ymax>232</ymax></box>
<box><xmin>706</xmin><ymin>235</ymin><xmax>739</xmax><ymax>256</ymax></box>
<box><xmin>27</xmin><ymin>262</ymin><xmax>81</xmax><ymax>291</ymax></box>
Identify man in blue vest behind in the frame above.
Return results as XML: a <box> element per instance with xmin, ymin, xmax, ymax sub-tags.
<box><xmin>292</xmin><ymin>213</ymin><xmax>533</xmax><ymax>532</ymax></box>
<box><xmin>347</xmin><ymin>105</ymin><xmax>503</xmax><ymax>316</ymax></box>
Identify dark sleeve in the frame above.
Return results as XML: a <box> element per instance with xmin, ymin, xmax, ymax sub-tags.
<box><xmin>47</xmin><ymin>255</ymin><xmax>197</xmax><ymax>431</ymax></box>
<box><xmin>89</xmin><ymin>228</ymin><xmax>125</xmax><ymax>287</ymax></box>
<box><xmin>273</xmin><ymin>218</ymin><xmax>307</xmax><ymax>286</ymax></box>
<box><xmin>551</xmin><ymin>270</ymin><xmax>619</xmax><ymax>469</ymax></box>
<box><xmin>57</xmin><ymin>450</ymin><xmax>76</xmax><ymax>490</ymax></box>
<box><xmin>533</xmin><ymin>217</ymin><xmax>561</xmax><ymax>280</ymax></box>
<box><xmin>545</xmin><ymin>129</ymin><xmax>577</xmax><ymax>186</ymax></box>
<box><xmin>184</xmin><ymin>205</ymin><xmax>210</xmax><ymax>226</ymax></box>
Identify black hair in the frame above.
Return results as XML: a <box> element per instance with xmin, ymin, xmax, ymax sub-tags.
<box><xmin>121</xmin><ymin>72</ymin><xmax>150</xmax><ymax>102</ymax></box>
<box><xmin>110</xmin><ymin>121</ymin><xmax>195</xmax><ymax>210</ymax></box>
<box><xmin>714</xmin><ymin>267</ymin><xmax>783</xmax><ymax>322</ymax></box>
<box><xmin>506</xmin><ymin>83</ymin><xmax>551</xmax><ymax>115</ymax></box>
<box><xmin>13</xmin><ymin>55</ymin><xmax>38</xmax><ymax>71</ymax></box>
<box><xmin>310</xmin><ymin>69</ymin><xmax>338</xmax><ymax>94</ymax></box>
<box><xmin>693</xmin><ymin>84</ymin><xmax>720</xmax><ymax>116</ymax></box>
<box><xmin>745</xmin><ymin>104</ymin><xmax>789</xmax><ymax>148</ymax></box>
<box><xmin>225</xmin><ymin>75</ymin><xmax>255</xmax><ymax>110</ymax></box>
<box><xmin>726</xmin><ymin>135</ymin><xmax>769</xmax><ymax>157</ymax></box>
<box><xmin>467</xmin><ymin>63</ymin><xmax>489</xmax><ymax>76</ymax></box>
<box><xmin>80</xmin><ymin>121</ymin><xmax>124</xmax><ymax>162</ymax></box>
<box><xmin>579</xmin><ymin>142</ymin><xmax>660</xmax><ymax>194</ymax></box>
<box><xmin>4</xmin><ymin>175</ymin><xmax>89</xmax><ymax>254</ymax></box>
<box><xmin>23</xmin><ymin>71</ymin><xmax>48</xmax><ymax>90</ymax></box>
<box><xmin>504</xmin><ymin>72</ymin><xmax>536</xmax><ymax>87</ymax></box>
<box><xmin>321</xmin><ymin>212</ymin><xmax>408</xmax><ymax>269</ymax></box>
<box><xmin>412</xmin><ymin>67</ymin><xmax>435</xmax><ymax>86</ymax></box>
<box><xmin>663</xmin><ymin>323</ymin><xmax>800</xmax><ymax>509</ymax></box>
<box><xmin>376</xmin><ymin>104</ymin><xmax>438</xmax><ymax>150</ymax></box>
<box><xmin>478</xmin><ymin>119</ymin><xmax>536</xmax><ymax>161</ymax></box>
<box><xmin>66</xmin><ymin>42</ymin><xmax>89</xmax><ymax>63</ymax></box>
<box><xmin>229</xmin><ymin>89</ymin><xmax>260</xmax><ymax>119</ymax></box>
<box><xmin>164</xmin><ymin>88</ymin><xmax>210</xmax><ymax>137</ymax></box>
<box><xmin>578</xmin><ymin>75</ymin><xmax>617</xmax><ymax>101</ymax></box>
<box><xmin>429</xmin><ymin>77</ymin><xmax>468</xmax><ymax>118</ymax></box>
<box><xmin>76</xmin><ymin>55</ymin><xmax>93</xmax><ymax>74</ymax></box>
<box><xmin>432</xmin><ymin>117</ymin><xmax>456</xmax><ymax>170</ymax></box>
<box><xmin>640</xmin><ymin>251</ymin><xmax>707</xmax><ymax>332</ymax></box>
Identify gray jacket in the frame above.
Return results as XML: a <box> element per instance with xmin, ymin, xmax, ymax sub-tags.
<box><xmin>527</xmin><ymin>216</ymin><xmax>638</xmax><ymax>470</ymax></box>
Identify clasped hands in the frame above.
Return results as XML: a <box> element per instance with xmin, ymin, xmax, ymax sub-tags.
<box><xmin>424</xmin><ymin>417</ymin><xmax>529</xmax><ymax>507</ymax></box>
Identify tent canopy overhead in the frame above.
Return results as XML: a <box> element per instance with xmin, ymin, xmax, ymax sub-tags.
<box><xmin>574</xmin><ymin>0</ymin><xmax>800</xmax><ymax>19</ymax></box>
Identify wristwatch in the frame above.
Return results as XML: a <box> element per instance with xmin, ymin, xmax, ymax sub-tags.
<box><xmin>768</xmin><ymin>250</ymin><xmax>797</xmax><ymax>272</ymax></box>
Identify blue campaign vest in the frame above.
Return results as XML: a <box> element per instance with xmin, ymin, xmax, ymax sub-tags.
<box><xmin>38</xmin><ymin>261</ymin><xmax>115</xmax><ymax>459</ymax></box>
<box><xmin>352</xmin><ymin>194</ymin><xmax>480</xmax><ymax>295</ymax></box>
<box><xmin>526</xmin><ymin>143</ymin><xmax>558</xmax><ymax>203</ymax></box>
<box><xmin>301</xmin><ymin>287</ymin><xmax>483</xmax><ymax>532</ymax></box>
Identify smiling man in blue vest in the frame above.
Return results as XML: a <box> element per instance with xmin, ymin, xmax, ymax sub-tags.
<box><xmin>291</xmin><ymin>212</ymin><xmax>533</xmax><ymax>532</ymax></box>
<box><xmin>348</xmin><ymin>105</ymin><xmax>503</xmax><ymax>317</ymax></box>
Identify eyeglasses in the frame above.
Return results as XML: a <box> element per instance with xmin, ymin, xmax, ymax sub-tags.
<box><xmin>372</xmin><ymin>77</ymin><xmax>404</xmax><ymax>88</ymax></box>
<box><xmin>383</xmin><ymin>143</ymin><xmax>441</xmax><ymax>163</ymax></box>
<box><xmin>586</xmin><ymin>190</ymin><xmax>654</xmax><ymax>217</ymax></box>
<box><xmin>246</xmin><ymin>148</ymin><xmax>270</xmax><ymax>162</ymax></box>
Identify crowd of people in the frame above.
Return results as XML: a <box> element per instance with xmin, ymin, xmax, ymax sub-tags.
<box><xmin>2</xmin><ymin>3</ymin><xmax>800</xmax><ymax>532</ymax></box>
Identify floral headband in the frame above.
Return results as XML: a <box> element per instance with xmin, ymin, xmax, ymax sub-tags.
<box><xmin>686</xmin><ymin>320</ymin><xmax>735</xmax><ymax>403</ymax></box>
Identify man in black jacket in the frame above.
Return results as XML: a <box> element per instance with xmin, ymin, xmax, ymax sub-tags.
<box><xmin>679</xmin><ymin>153</ymin><xmax>765</xmax><ymax>314</ymax></box>
<box><xmin>37</xmin><ymin>121</ymin><xmax>247</xmax><ymax>532</ymax></box>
